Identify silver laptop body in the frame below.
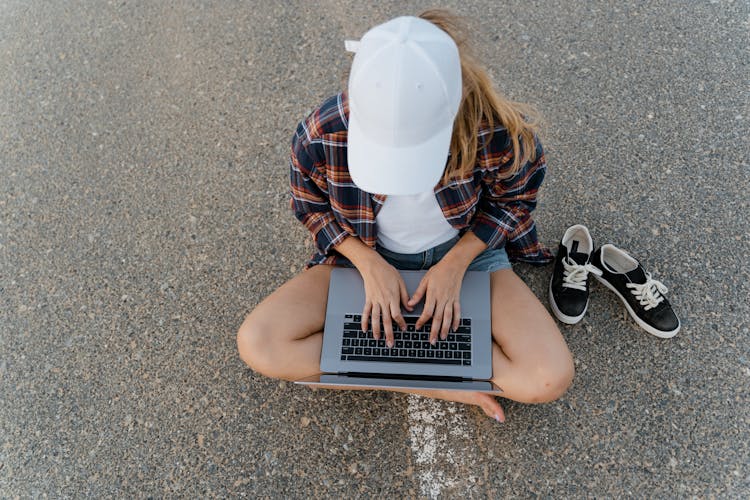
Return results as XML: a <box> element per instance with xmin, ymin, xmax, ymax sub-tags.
<box><xmin>296</xmin><ymin>267</ymin><xmax>502</xmax><ymax>394</ymax></box>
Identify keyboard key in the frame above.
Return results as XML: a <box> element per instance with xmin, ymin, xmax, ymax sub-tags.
<box><xmin>422</xmin><ymin>342</ymin><xmax>430</xmax><ymax>350</ymax></box>
<box><xmin>369</xmin><ymin>340</ymin><xmax>376</xmax><ymax>347</ymax></box>
<box><xmin>463</xmin><ymin>352</ymin><xmax>471</xmax><ymax>359</ymax></box>
<box><xmin>394</xmin><ymin>332</ymin><xmax>403</xmax><ymax>340</ymax></box>
<box><xmin>355</xmin><ymin>347</ymin><xmax>363</xmax><ymax>355</ymax></box>
<box><xmin>456</xmin><ymin>335</ymin><xmax>471</xmax><ymax>343</ymax></box>
<box><xmin>407</xmin><ymin>325</ymin><xmax>415</xmax><ymax>332</ymax></box>
<box><xmin>403</xmin><ymin>332</ymin><xmax>411</xmax><ymax>340</ymax></box>
<box><xmin>427</xmin><ymin>351</ymin><xmax>435</xmax><ymax>358</ymax></box>
<box><xmin>344</xmin><ymin>322</ymin><xmax>359</xmax><ymax>330</ymax></box>
<box><xmin>390</xmin><ymin>348</ymin><xmax>398</xmax><ymax>357</ymax></box>
<box><xmin>358</xmin><ymin>332</ymin><xmax>367</xmax><ymax>339</ymax></box>
<box><xmin>342</xmin><ymin>339</ymin><xmax>351</xmax><ymax>346</ymax></box>
<box><xmin>455</xmin><ymin>326</ymin><xmax>471</xmax><ymax>334</ymax></box>
<box><xmin>373</xmin><ymin>348</ymin><xmax>380</xmax><ymax>356</ymax></box>
<box><xmin>463</xmin><ymin>359</ymin><xmax>471</xmax><ymax>365</ymax></box>
<box><xmin>408</xmin><ymin>349</ymin><xmax>417</xmax><ymax>357</ymax></box>
<box><xmin>420</xmin><ymin>333</ymin><xmax>428</xmax><ymax>341</ymax></box>
<box><xmin>450</xmin><ymin>343</ymin><xmax>457</xmax><ymax>351</ymax></box>
<box><xmin>353</xmin><ymin>315</ymin><xmax>361</xmax><ymax>322</ymax></box>
<box><xmin>459</xmin><ymin>343</ymin><xmax>471</xmax><ymax>350</ymax></box>
<box><xmin>345</xmin><ymin>314</ymin><xmax>353</xmax><ymax>319</ymax></box>
<box><xmin>342</xmin><ymin>347</ymin><xmax>353</xmax><ymax>355</ymax></box>
<box><xmin>447</xmin><ymin>334</ymin><xmax>456</xmax><ymax>342</ymax></box>
<box><xmin>364</xmin><ymin>348</ymin><xmax>372</xmax><ymax>355</ymax></box>
<box><xmin>445</xmin><ymin>352</ymin><xmax>452</xmax><ymax>359</ymax></box>
<box><xmin>404</xmin><ymin>341</ymin><xmax>412</xmax><ymax>349</ymax></box>
<box><xmin>462</xmin><ymin>318</ymin><xmax>471</xmax><ymax>326</ymax></box>
<box><xmin>351</xmin><ymin>339</ymin><xmax>359</xmax><ymax>346</ymax></box>
<box><xmin>343</xmin><ymin>331</ymin><xmax>358</xmax><ymax>338</ymax></box>
<box><xmin>436</xmin><ymin>351</ymin><xmax>443</xmax><ymax>358</ymax></box>
<box><xmin>341</xmin><ymin>355</ymin><xmax>347</xmax><ymax>360</ymax></box>
<box><xmin>399</xmin><ymin>349</ymin><xmax>407</xmax><ymax>357</ymax></box>
<box><xmin>439</xmin><ymin>342</ymin><xmax>448</xmax><ymax>350</ymax></box>
<box><xmin>424</xmin><ymin>324</ymin><xmax>431</xmax><ymax>332</ymax></box>
<box><xmin>377</xmin><ymin>339</ymin><xmax>386</xmax><ymax>348</ymax></box>
<box><xmin>417</xmin><ymin>350</ymin><xmax>425</xmax><ymax>358</ymax></box>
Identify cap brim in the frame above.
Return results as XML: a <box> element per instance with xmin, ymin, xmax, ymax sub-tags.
<box><xmin>347</xmin><ymin>113</ymin><xmax>451</xmax><ymax>196</ymax></box>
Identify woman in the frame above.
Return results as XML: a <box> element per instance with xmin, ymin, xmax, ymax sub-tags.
<box><xmin>237</xmin><ymin>9</ymin><xmax>573</xmax><ymax>423</ymax></box>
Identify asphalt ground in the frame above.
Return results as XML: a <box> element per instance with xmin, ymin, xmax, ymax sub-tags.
<box><xmin>1</xmin><ymin>0</ymin><xmax>748</xmax><ymax>497</ymax></box>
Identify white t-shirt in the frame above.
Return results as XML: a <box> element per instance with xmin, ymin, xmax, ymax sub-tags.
<box><xmin>375</xmin><ymin>190</ymin><xmax>459</xmax><ymax>253</ymax></box>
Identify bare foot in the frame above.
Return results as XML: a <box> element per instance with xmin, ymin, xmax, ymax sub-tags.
<box><xmin>412</xmin><ymin>389</ymin><xmax>506</xmax><ymax>423</ymax></box>
<box><xmin>307</xmin><ymin>383</ymin><xmax>506</xmax><ymax>422</ymax></box>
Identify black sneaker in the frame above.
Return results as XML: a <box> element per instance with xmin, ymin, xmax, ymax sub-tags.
<box><xmin>591</xmin><ymin>244</ymin><xmax>680</xmax><ymax>338</ymax></box>
<box><xmin>548</xmin><ymin>225</ymin><xmax>602</xmax><ymax>324</ymax></box>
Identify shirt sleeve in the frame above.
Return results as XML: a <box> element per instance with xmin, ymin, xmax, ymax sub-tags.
<box><xmin>469</xmin><ymin>134</ymin><xmax>547</xmax><ymax>250</ymax></box>
<box><xmin>289</xmin><ymin>122</ymin><xmax>349</xmax><ymax>256</ymax></box>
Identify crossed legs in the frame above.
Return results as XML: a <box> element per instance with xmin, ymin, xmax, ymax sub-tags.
<box><xmin>237</xmin><ymin>264</ymin><xmax>574</xmax><ymax>419</ymax></box>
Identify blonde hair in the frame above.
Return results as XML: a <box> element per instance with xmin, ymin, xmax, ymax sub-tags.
<box><xmin>418</xmin><ymin>9</ymin><xmax>542</xmax><ymax>183</ymax></box>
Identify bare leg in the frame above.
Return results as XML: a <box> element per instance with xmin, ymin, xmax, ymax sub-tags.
<box><xmin>237</xmin><ymin>266</ymin><xmax>503</xmax><ymax>416</ymax></box>
<box><xmin>485</xmin><ymin>269</ymin><xmax>574</xmax><ymax>403</ymax></box>
<box><xmin>237</xmin><ymin>264</ymin><xmax>332</xmax><ymax>381</ymax></box>
<box><xmin>237</xmin><ymin>266</ymin><xmax>573</xmax><ymax>421</ymax></box>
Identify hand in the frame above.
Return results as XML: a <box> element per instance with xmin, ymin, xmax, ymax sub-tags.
<box><xmin>408</xmin><ymin>260</ymin><xmax>466</xmax><ymax>343</ymax></box>
<box><xmin>359</xmin><ymin>256</ymin><xmax>411</xmax><ymax>347</ymax></box>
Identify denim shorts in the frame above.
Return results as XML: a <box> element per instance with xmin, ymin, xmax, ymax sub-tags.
<box><xmin>374</xmin><ymin>234</ymin><xmax>511</xmax><ymax>272</ymax></box>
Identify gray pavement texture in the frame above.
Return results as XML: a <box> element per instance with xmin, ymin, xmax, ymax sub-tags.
<box><xmin>0</xmin><ymin>0</ymin><xmax>748</xmax><ymax>497</ymax></box>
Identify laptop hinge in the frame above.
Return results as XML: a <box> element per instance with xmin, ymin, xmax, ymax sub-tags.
<box><xmin>342</xmin><ymin>372</ymin><xmax>472</xmax><ymax>383</ymax></box>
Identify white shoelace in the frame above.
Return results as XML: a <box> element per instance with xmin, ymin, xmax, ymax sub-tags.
<box><xmin>626</xmin><ymin>273</ymin><xmax>668</xmax><ymax>310</ymax></box>
<box><xmin>561</xmin><ymin>257</ymin><xmax>602</xmax><ymax>291</ymax></box>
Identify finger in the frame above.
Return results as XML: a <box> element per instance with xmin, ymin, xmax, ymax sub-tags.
<box><xmin>389</xmin><ymin>303</ymin><xmax>404</xmax><ymax>346</ymax></box>
<box><xmin>452</xmin><ymin>301</ymin><xmax>461</xmax><ymax>332</ymax></box>
<box><xmin>408</xmin><ymin>277</ymin><xmax>428</xmax><ymax>307</ymax></box>
<box><xmin>440</xmin><ymin>303</ymin><xmax>452</xmax><ymax>340</ymax></box>
<box><xmin>418</xmin><ymin>295</ymin><xmax>436</xmax><ymax>335</ymax></box>
<box><xmin>431</xmin><ymin>298</ymin><xmax>446</xmax><ymax>338</ymax></box>
<box><xmin>382</xmin><ymin>306</ymin><xmax>394</xmax><ymax>346</ymax></box>
<box><xmin>415</xmin><ymin>288</ymin><xmax>434</xmax><ymax>330</ymax></box>
<box><xmin>399</xmin><ymin>279</ymin><xmax>412</xmax><ymax>313</ymax></box>
<box><xmin>361</xmin><ymin>302</ymin><xmax>371</xmax><ymax>333</ymax></box>
<box><xmin>420</xmin><ymin>298</ymin><xmax>439</xmax><ymax>344</ymax></box>
<box><xmin>431</xmin><ymin>312</ymin><xmax>442</xmax><ymax>343</ymax></box>
<box><xmin>371</xmin><ymin>303</ymin><xmax>381</xmax><ymax>339</ymax></box>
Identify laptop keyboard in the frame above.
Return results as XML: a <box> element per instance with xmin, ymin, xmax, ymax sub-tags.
<box><xmin>340</xmin><ymin>314</ymin><xmax>472</xmax><ymax>366</ymax></box>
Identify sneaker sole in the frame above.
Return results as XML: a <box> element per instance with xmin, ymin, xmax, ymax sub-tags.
<box><xmin>593</xmin><ymin>275</ymin><xmax>680</xmax><ymax>338</ymax></box>
<box><xmin>548</xmin><ymin>278</ymin><xmax>587</xmax><ymax>325</ymax></box>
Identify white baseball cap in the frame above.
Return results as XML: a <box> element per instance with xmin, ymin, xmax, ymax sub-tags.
<box><xmin>347</xmin><ymin>16</ymin><xmax>462</xmax><ymax>195</ymax></box>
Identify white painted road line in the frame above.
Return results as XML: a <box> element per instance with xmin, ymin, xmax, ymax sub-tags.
<box><xmin>407</xmin><ymin>395</ymin><xmax>480</xmax><ymax>498</ymax></box>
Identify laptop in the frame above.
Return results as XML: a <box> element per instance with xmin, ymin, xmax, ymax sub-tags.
<box><xmin>296</xmin><ymin>267</ymin><xmax>502</xmax><ymax>394</ymax></box>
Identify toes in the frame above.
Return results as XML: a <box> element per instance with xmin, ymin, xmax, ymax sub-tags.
<box><xmin>476</xmin><ymin>393</ymin><xmax>505</xmax><ymax>422</ymax></box>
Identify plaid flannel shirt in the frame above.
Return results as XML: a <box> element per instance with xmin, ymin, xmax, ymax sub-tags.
<box><xmin>290</xmin><ymin>93</ymin><xmax>553</xmax><ymax>269</ymax></box>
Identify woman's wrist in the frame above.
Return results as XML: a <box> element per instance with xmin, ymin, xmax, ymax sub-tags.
<box><xmin>334</xmin><ymin>235</ymin><xmax>383</xmax><ymax>272</ymax></box>
<box><xmin>440</xmin><ymin>231</ymin><xmax>488</xmax><ymax>269</ymax></box>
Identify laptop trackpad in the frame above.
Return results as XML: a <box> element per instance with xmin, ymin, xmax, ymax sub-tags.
<box><xmin>296</xmin><ymin>374</ymin><xmax>503</xmax><ymax>394</ymax></box>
